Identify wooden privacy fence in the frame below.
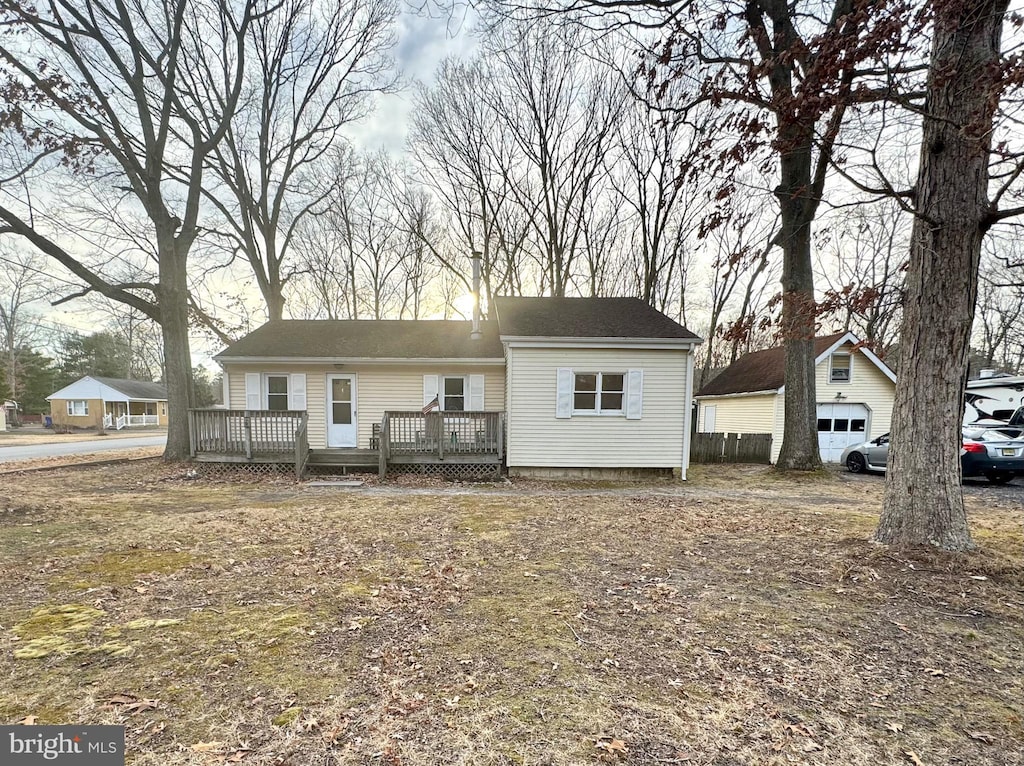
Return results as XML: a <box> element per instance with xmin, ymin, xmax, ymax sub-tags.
<box><xmin>691</xmin><ymin>432</ymin><xmax>772</xmax><ymax>464</ymax></box>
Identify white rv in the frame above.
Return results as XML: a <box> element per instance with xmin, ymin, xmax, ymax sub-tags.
<box><xmin>965</xmin><ymin>370</ymin><xmax>1024</xmax><ymax>424</ymax></box>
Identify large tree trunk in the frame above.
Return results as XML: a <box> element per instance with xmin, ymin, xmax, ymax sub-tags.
<box><xmin>876</xmin><ymin>0</ymin><xmax>1008</xmax><ymax>550</ymax></box>
<box><xmin>774</xmin><ymin>134</ymin><xmax>823</xmax><ymax>471</ymax></box>
<box><xmin>159</xmin><ymin>245</ymin><xmax>195</xmax><ymax>461</ymax></box>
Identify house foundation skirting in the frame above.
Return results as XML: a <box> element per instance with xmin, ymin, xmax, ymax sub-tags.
<box><xmin>507</xmin><ymin>466</ymin><xmax>675</xmax><ymax>480</ymax></box>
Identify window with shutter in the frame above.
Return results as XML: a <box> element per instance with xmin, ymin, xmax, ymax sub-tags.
<box><xmin>572</xmin><ymin>372</ymin><xmax>626</xmax><ymax>414</ymax></box>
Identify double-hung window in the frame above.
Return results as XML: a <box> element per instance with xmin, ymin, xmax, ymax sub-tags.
<box><xmin>830</xmin><ymin>353</ymin><xmax>852</xmax><ymax>383</ymax></box>
<box><xmin>442</xmin><ymin>377</ymin><xmax>465</xmax><ymax>412</ymax></box>
<box><xmin>67</xmin><ymin>400</ymin><xmax>89</xmax><ymax>416</ymax></box>
<box><xmin>573</xmin><ymin>373</ymin><xmax>624</xmax><ymax>414</ymax></box>
<box><xmin>265</xmin><ymin>375</ymin><xmax>289</xmax><ymax>411</ymax></box>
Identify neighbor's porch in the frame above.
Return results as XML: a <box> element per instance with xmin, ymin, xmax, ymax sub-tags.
<box><xmin>103</xmin><ymin>400</ymin><xmax>162</xmax><ymax>430</ymax></box>
<box><xmin>188</xmin><ymin>408</ymin><xmax>505</xmax><ymax>478</ymax></box>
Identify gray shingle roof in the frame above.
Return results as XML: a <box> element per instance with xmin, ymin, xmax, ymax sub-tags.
<box><xmin>216</xmin><ymin>320</ymin><xmax>503</xmax><ymax>360</ymax></box>
<box><xmin>493</xmin><ymin>297</ymin><xmax>700</xmax><ymax>340</ymax></box>
<box><xmin>93</xmin><ymin>377</ymin><xmax>168</xmax><ymax>400</ymax></box>
<box><xmin>695</xmin><ymin>334</ymin><xmax>847</xmax><ymax>397</ymax></box>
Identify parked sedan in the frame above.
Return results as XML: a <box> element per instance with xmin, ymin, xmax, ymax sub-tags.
<box><xmin>841</xmin><ymin>429</ymin><xmax>1024</xmax><ymax>484</ymax></box>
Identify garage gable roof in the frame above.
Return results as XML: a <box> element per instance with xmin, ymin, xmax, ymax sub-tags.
<box><xmin>695</xmin><ymin>332</ymin><xmax>894</xmax><ymax>397</ymax></box>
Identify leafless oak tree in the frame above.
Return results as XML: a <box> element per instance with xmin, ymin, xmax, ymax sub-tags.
<box><xmin>202</xmin><ymin>0</ymin><xmax>398</xmax><ymax>321</ymax></box>
<box><xmin>0</xmin><ymin>0</ymin><xmax>257</xmax><ymax>459</ymax></box>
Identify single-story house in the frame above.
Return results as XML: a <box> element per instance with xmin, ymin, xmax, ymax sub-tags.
<box><xmin>211</xmin><ymin>296</ymin><xmax>703</xmax><ymax>478</ymax></box>
<box><xmin>47</xmin><ymin>376</ymin><xmax>169</xmax><ymax>430</ymax></box>
<box><xmin>694</xmin><ymin>331</ymin><xmax>896</xmax><ymax>464</ymax></box>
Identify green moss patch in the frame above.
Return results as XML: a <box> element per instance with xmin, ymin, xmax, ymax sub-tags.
<box><xmin>75</xmin><ymin>549</ymin><xmax>195</xmax><ymax>586</ymax></box>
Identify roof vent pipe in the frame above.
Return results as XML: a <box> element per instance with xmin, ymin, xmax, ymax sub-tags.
<box><xmin>980</xmin><ymin>368</ymin><xmax>996</xmax><ymax>379</ymax></box>
<box><xmin>470</xmin><ymin>251</ymin><xmax>482</xmax><ymax>340</ymax></box>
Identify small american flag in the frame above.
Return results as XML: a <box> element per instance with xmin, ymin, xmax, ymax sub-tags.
<box><xmin>422</xmin><ymin>395</ymin><xmax>439</xmax><ymax>414</ymax></box>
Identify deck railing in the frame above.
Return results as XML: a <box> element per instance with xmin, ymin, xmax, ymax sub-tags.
<box><xmin>188</xmin><ymin>408</ymin><xmax>308</xmax><ymax>459</ymax></box>
<box><xmin>127</xmin><ymin>414</ymin><xmax>159</xmax><ymax>426</ymax></box>
<box><xmin>382</xmin><ymin>411</ymin><xmax>505</xmax><ymax>457</ymax></box>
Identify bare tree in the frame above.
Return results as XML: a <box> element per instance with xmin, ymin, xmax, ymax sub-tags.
<box><xmin>488</xmin><ymin>19</ymin><xmax>626</xmax><ymax>296</ymax></box>
<box><xmin>410</xmin><ymin>57</ymin><xmax>533</xmax><ymax>304</ymax></box>
<box><xmin>697</xmin><ymin>197</ymin><xmax>778</xmax><ymax>387</ymax></box>
<box><xmin>0</xmin><ymin>0</ymin><xmax>256</xmax><ymax>459</ymax></box>
<box><xmin>0</xmin><ymin>243</ymin><xmax>51</xmax><ymax>401</ymax></box>
<box><xmin>388</xmin><ymin>183</ymin><xmax>445</xmax><ymax>319</ymax></box>
<box><xmin>203</xmin><ymin>0</ymin><xmax>397</xmax><ymax>321</ymax></box>
<box><xmin>974</xmin><ymin>258</ymin><xmax>1024</xmax><ymax>374</ymax></box>
<box><xmin>817</xmin><ymin>200</ymin><xmax>907</xmax><ymax>357</ymax></box>
<box><xmin>610</xmin><ymin>97</ymin><xmax>710</xmax><ymax>316</ymax></box>
<box><xmin>876</xmin><ymin>0</ymin><xmax>1015</xmax><ymax>551</ymax></box>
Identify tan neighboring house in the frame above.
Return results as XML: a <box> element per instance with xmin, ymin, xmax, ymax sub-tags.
<box><xmin>47</xmin><ymin>376</ymin><xmax>169</xmax><ymax>430</ymax></box>
<box><xmin>694</xmin><ymin>332</ymin><xmax>896</xmax><ymax>464</ymax></box>
<box><xmin>212</xmin><ymin>297</ymin><xmax>703</xmax><ymax>478</ymax></box>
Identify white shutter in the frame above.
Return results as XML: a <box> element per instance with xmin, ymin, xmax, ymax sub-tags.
<box><xmin>468</xmin><ymin>374</ymin><xmax>485</xmax><ymax>411</ymax></box>
<box><xmin>423</xmin><ymin>374</ymin><xmax>439</xmax><ymax>406</ymax></box>
<box><xmin>245</xmin><ymin>373</ymin><xmax>261</xmax><ymax>410</ymax></box>
<box><xmin>626</xmin><ymin>369</ymin><xmax>644</xmax><ymax>420</ymax></box>
<box><xmin>555</xmin><ymin>368</ymin><xmax>573</xmax><ymax>419</ymax></box>
<box><xmin>288</xmin><ymin>373</ymin><xmax>307</xmax><ymax>410</ymax></box>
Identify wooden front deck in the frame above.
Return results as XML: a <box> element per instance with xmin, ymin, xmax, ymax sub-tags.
<box><xmin>188</xmin><ymin>409</ymin><xmax>505</xmax><ymax>478</ymax></box>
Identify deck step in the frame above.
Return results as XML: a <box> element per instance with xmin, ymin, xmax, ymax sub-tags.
<box><xmin>307</xmin><ymin>448</ymin><xmax>379</xmax><ymax>467</ymax></box>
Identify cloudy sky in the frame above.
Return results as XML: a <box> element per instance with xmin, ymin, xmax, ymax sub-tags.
<box><xmin>41</xmin><ymin>3</ymin><xmax>480</xmax><ymax>358</ymax></box>
<box><xmin>349</xmin><ymin>4</ymin><xmax>480</xmax><ymax>153</ymax></box>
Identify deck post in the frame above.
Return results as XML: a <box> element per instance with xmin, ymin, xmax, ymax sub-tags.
<box><xmin>437</xmin><ymin>413</ymin><xmax>444</xmax><ymax>460</ymax></box>
<box><xmin>244</xmin><ymin>411</ymin><xmax>253</xmax><ymax>460</ymax></box>
<box><xmin>294</xmin><ymin>413</ymin><xmax>307</xmax><ymax>480</ymax></box>
<box><xmin>497</xmin><ymin>412</ymin><xmax>504</xmax><ymax>463</ymax></box>
<box><xmin>378</xmin><ymin>415</ymin><xmax>388</xmax><ymax>479</ymax></box>
<box><xmin>188</xmin><ymin>410</ymin><xmax>197</xmax><ymax>458</ymax></box>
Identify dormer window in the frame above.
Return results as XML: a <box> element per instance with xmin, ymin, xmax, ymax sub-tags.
<box><xmin>830</xmin><ymin>352</ymin><xmax>852</xmax><ymax>383</ymax></box>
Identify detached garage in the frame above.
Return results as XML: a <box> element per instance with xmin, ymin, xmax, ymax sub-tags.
<box><xmin>695</xmin><ymin>332</ymin><xmax>896</xmax><ymax>464</ymax></box>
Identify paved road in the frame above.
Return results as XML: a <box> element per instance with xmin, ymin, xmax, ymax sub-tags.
<box><xmin>0</xmin><ymin>435</ymin><xmax>166</xmax><ymax>463</ymax></box>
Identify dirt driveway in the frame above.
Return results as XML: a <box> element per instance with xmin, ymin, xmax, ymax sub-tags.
<box><xmin>0</xmin><ymin>463</ymin><xmax>1020</xmax><ymax>765</ymax></box>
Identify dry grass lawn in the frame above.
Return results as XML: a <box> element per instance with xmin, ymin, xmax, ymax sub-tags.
<box><xmin>0</xmin><ymin>463</ymin><xmax>1021</xmax><ymax>765</ymax></box>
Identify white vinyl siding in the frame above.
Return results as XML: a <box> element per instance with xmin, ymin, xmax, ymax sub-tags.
<box><xmin>697</xmin><ymin>394</ymin><xmax>776</xmax><ymax>434</ymax></box>
<box><xmin>226</xmin><ymin>364</ymin><xmax>502</xmax><ymax>450</ymax></box>
<box><xmin>506</xmin><ymin>347</ymin><xmax>688</xmax><ymax>469</ymax></box>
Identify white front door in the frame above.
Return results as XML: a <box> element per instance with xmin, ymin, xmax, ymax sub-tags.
<box><xmin>816</xmin><ymin>403</ymin><xmax>869</xmax><ymax>462</ymax></box>
<box><xmin>327</xmin><ymin>374</ymin><xmax>357</xmax><ymax>448</ymax></box>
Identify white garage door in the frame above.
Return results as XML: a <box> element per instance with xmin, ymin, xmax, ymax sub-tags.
<box><xmin>816</xmin><ymin>403</ymin><xmax>868</xmax><ymax>463</ymax></box>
